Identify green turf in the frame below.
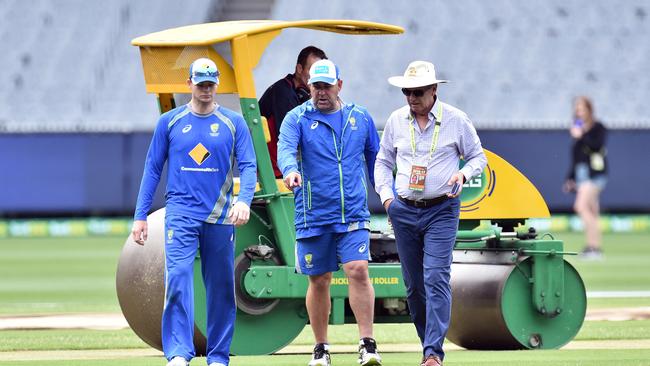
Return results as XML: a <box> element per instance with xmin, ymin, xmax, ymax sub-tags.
<box><xmin>555</xmin><ymin>232</ymin><xmax>650</xmax><ymax>291</ymax></box>
<box><xmin>575</xmin><ymin>320</ymin><xmax>650</xmax><ymax>340</ymax></box>
<box><xmin>0</xmin><ymin>329</ymin><xmax>148</xmax><ymax>352</ymax></box>
<box><xmin>587</xmin><ymin>297</ymin><xmax>650</xmax><ymax>308</ymax></box>
<box><xmin>2</xmin><ymin>350</ymin><xmax>650</xmax><ymax>366</ymax></box>
<box><xmin>1</xmin><ymin>232</ymin><xmax>648</xmax><ymax>315</ymax></box>
<box><xmin>0</xmin><ymin>236</ymin><xmax>124</xmax><ymax>315</ymax></box>
<box><xmin>2</xmin><ymin>320</ymin><xmax>649</xmax><ymax>352</ymax></box>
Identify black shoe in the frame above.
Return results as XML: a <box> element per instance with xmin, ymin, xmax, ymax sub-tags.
<box><xmin>308</xmin><ymin>343</ymin><xmax>331</xmax><ymax>366</ymax></box>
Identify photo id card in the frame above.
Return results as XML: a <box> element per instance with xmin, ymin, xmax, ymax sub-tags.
<box><xmin>409</xmin><ymin>165</ymin><xmax>427</xmax><ymax>191</ymax></box>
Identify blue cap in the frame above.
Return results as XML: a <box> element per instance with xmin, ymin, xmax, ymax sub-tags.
<box><xmin>308</xmin><ymin>59</ymin><xmax>340</xmax><ymax>85</ymax></box>
<box><xmin>189</xmin><ymin>58</ymin><xmax>219</xmax><ymax>85</ymax></box>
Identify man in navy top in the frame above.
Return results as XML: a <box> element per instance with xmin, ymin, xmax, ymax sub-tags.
<box><xmin>278</xmin><ymin>59</ymin><xmax>382</xmax><ymax>366</ymax></box>
<box><xmin>259</xmin><ymin>46</ymin><xmax>327</xmax><ymax>177</ymax></box>
<box><xmin>132</xmin><ymin>58</ymin><xmax>257</xmax><ymax>366</ymax></box>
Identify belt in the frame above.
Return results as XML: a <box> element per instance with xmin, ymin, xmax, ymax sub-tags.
<box><xmin>397</xmin><ymin>195</ymin><xmax>448</xmax><ymax>208</ymax></box>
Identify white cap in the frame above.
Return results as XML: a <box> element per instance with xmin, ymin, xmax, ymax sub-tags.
<box><xmin>388</xmin><ymin>61</ymin><xmax>448</xmax><ymax>88</ymax></box>
<box><xmin>189</xmin><ymin>58</ymin><xmax>219</xmax><ymax>85</ymax></box>
<box><xmin>308</xmin><ymin>59</ymin><xmax>340</xmax><ymax>85</ymax></box>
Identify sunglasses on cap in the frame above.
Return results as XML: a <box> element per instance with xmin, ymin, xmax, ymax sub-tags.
<box><xmin>401</xmin><ymin>87</ymin><xmax>431</xmax><ymax>97</ymax></box>
<box><xmin>193</xmin><ymin>70</ymin><xmax>220</xmax><ymax>78</ymax></box>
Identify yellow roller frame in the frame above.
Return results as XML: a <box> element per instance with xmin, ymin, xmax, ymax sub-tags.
<box><xmin>132</xmin><ymin>20</ymin><xmax>404</xmax><ymax>97</ymax></box>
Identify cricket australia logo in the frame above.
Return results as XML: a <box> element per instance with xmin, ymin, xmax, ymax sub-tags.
<box><xmin>304</xmin><ymin>253</ymin><xmax>314</xmax><ymax>269</ymax></box>
<box><xmin>210</xmin><ymin>123</ymin><xmax>220</xmax><ymax>137</ymax></box>
<box><xmin>349</xmin><ymin>117</ymin><xmax>358</xmax><ymax>130</ymax></box>
<box><xmin>166</xmin><ymin>229</ymin><xmax>174</xmax><ymax>243</ymax></box>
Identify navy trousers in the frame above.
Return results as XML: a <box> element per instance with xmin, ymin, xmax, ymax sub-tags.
<box><xmin>388</xmin><ymin>197</ymin><xmax>460</xmax><ymax>360</ymax></box>
<box><xmin>163</xmin><ymin>214</ymin><xmax>236</xmax><ymax>366</ymax></box>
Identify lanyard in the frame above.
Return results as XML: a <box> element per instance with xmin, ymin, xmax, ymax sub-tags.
<box><xmin>331</xmin><ymin>108</ymin><xmax>351</xmax><ymax>162</ymax></box>
<box><xmin>409</xmin><ymin>102</ymin><xmax>443</xmax><ymax>161</ymax></box>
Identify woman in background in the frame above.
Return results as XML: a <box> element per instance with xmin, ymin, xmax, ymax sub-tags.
<box><xmin>564</xmin><ymin>96</ymin><xmax>608</xmax><ymax>259</ymax></box>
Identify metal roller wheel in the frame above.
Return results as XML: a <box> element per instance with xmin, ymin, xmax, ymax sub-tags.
<box><xmin>447</xmin><ymin>255</ymin><xmax>586</xmax><ymax>350</ymax></box>
<box><xmin>115</xmin><ymin>208</ymin><xmax>207</xmax><ymax>355</ymax></box>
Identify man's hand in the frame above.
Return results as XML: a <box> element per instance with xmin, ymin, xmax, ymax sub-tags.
<box><xmin>447</xmin><ymin>172</ymin><xmax>466</xmax><ymax>198</ymax></box>
<box><xmin>131</xmin><ymin>220</ymin><xmax>148</xmax><ymax>245</ymax></box>
<box><xmin>229</xmin><ymin>201</ymin><xmax>251</xmax><ymax>227</ymax></box>
<box><xmin>383</xmin><ymin>198</ymin><xmax>394</xmax><ymax>212</ymax></box>
<box><xmin>383</xmin><ymin>198</ymin><xmax>394</xmax><ymax>227</ymax></box>
<box><xmin>283</xmin><ymin>172</ymin><xmax>302</xmax><ymax>189</ymax></box>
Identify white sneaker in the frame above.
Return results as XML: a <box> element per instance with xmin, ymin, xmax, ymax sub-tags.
<box><xmin>308</xmin><ymin>343</ymin><xmax>331</xmax><ymax>366</ymax></box>
<box><xmin>358</xmin><ymin>338</ymin><xmax>382</xmax><ymax>366</ymax></box>
<box><xmin>167</xmin><ymin>356</ymin><xmax>189</xmax><ymax>366</ymax></box>
<box><xmin>208</xmin><ymin>363</ymin><xmax>226</xmax><ymax>366</ymax></box>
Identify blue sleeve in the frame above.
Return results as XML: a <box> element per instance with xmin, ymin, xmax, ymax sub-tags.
<box><xmin>277</xmin><ymin>109</ymin><xmax>302</xmax><ymax>177</ymax></box>
<box><xmin>134</xmin><ymin>116</ymin><xmax>169</xmax><ymax>220</ymax></box>
<box><xmin>364</xmin><ymin>111</ymin><xmax>380</xmax><ymax>187</ymax></box>
<box><xmin>234</xmin><ymin>116</ymin><xmax>258</xmax><ymax>206</ymax></box>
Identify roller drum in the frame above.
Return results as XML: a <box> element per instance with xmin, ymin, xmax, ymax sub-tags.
<box><xmin>448</xmin><ymin>255</ymin><xmax>586</xmax><ymax>350</ymax></box>
<box><xmin>115</xmin><ymin>209</ymin><xmax>207</xmax><ymax>354</ymax></box>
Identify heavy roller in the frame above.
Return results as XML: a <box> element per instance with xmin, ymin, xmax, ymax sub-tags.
<box><xmin>116</xmin><ymin>20</ymin><xmax>586</xmax><ymax>355</ymax></box>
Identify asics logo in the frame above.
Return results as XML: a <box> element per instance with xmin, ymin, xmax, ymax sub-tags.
<box><xmin>311</xmin><ymin>121</ymin><xmax>319</xmax><ymax>129</ymax></box>
<box><xmin>182</xmin><ymin>124</ymin><xmax>192</xmax><ymax>133</ymax></box>
<box><xmin>358</xmin><ymin>244</ymin><xmax>366</xmax><ymax>253</ymax></box>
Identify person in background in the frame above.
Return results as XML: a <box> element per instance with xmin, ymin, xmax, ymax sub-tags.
<box><xmin>259</xmin><ymin>46</ymin><xmax>327</xmax><ymax>177</ymax></box>
<box><xmin>563</xmin><ymin>96</ymin><xmax>608</xmax><ymax>259</ymax></box>
<box><xmin>131</xmin><ymin>58</ymin><xmax>257</xmax><ymax>366</ymax></box>
<box><xmin>375</xmin><ymin>61</ymin><xmax>487</xmax><ymax>366</ymax></box>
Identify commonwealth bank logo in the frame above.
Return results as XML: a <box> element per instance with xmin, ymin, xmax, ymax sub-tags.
<box><xmin>188</xmin><ymin>143</ymin><xmax>211</xmax><ymax>165</ymax></box>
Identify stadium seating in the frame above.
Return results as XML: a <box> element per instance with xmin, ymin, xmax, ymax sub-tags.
<box><xmin>0</xmin><ymin>0</ymin><xmax>215</xmax><ymax>132</ymax></box>
<box><xmin>1</xmin><ymin>0</ymin><xmax>648</xmax><ymax>130</ymax></box>
<box><xmin>258</xmin><ymin>0</ymin><xmax>650</xmax><ymax>129</ymax></box>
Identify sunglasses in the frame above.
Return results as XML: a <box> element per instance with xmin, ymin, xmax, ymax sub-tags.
<box><xmin>192</xmin><ymin>70</ymin><xmax>220</xmax><ymax>78</ymax></box>
<box><xmin>401</xmin><ymin>88</ymin><xmax>430</xmax><ymax>97</ymax></box>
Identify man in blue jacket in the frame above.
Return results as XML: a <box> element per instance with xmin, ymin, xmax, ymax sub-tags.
<box><xmin>131</xmin><ymin>58</ymin><xmax>257</xmax><ymax>366</ymax></box>
<box><xmin>278</xmin><ymin>59</ymin><xmax>381</xmax><ymax>366</ymax></box>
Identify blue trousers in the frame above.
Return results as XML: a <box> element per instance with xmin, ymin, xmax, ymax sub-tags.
<box><xmin>163</xmin><ymin>214</ymin><xmax>236</xmax><ymax>365</ymax></box>
<box><xmin>388</xmin><ymin>197</ymin><xmax>459</xmax><ymax>360</ymax></box>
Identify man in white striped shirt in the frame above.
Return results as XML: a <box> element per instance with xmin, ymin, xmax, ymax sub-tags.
<box><xmin>374</xmin><ymin>61</ymin><xmax>486</xmax><ymax>366</ymax></box>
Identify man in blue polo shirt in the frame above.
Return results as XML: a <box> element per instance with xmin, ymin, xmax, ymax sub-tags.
<box><xmin>131</xmin><ymin>58</ymin><xmax>257</xmax><ymax>366</ymax></box>
<box><xmin>278</xmin><ymin>59</ymin><xmax>382</xmax><ymax>366</ymax></box>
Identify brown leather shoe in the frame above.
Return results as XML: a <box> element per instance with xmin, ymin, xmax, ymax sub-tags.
<box><xmin>420</xmin><ymin>355</ymin><xmax>442</xmax><ymax>366</ymax></box>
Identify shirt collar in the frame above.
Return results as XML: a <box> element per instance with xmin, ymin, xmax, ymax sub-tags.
<box><xmin>407</xmin><ymin>97</ymin><xmax>443</xmax><ymax>126</ymax></box>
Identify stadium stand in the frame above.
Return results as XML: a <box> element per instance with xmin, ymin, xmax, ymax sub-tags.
<box><xmin>1</xmin><ymin>0</ymin><xmax>648</xmax><ymax>130</ymax></box>
<box><xmin>257</xmin><ymin>0</ymin><xmax>650</xmax><ymax>129</ymax></box>
<box><xmin>0</xmin><ymin>0</ymin><xmax>217</xmax><ymax>132</ymax></box>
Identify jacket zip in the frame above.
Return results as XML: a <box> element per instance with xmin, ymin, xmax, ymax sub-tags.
<box><xmin>330</xmin><ymin>108</ymin><xmax>355</xmax><ymax>224</ymax></box>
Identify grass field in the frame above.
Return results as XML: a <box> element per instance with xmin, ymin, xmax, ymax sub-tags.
<box><xmin>1</xmin><ymin>232</ymin><xmax>648</xmax><ymax>315</ymax></box>
<box><xmin>0</xmin><ymin>231</ymin><xmax>649</xmax><ymax>365</ymax></box>
<box><xmin>2</xmin><ymin>320</ymin><xmax>650</xmax><ymax>352</ymax></box>
<box><xmin>2</xmin><ymin>350</ymin><xmax>650</xmax><ymax>366</ymax></box>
